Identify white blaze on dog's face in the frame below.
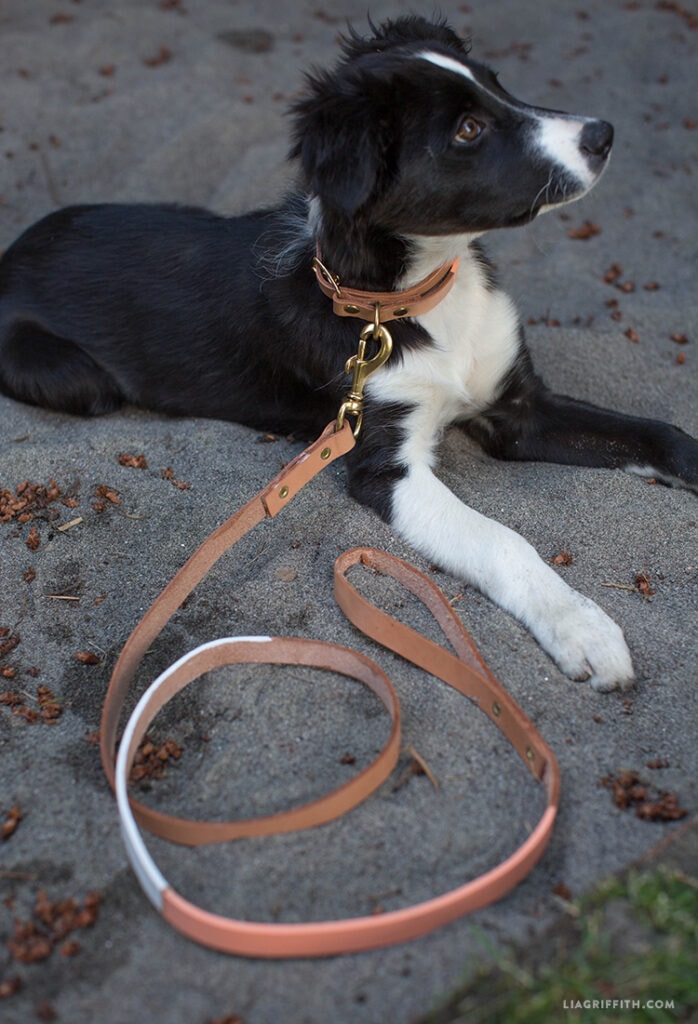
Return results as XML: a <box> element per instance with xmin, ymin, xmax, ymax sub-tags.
<box><xmin>420</xmin><ymin>49</ymin><xmax>612</xmax><ymax>205</ymax></box>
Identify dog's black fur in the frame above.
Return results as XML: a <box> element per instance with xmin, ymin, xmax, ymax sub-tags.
<box><xmin>0</xmin><ymin>16</ymin><xmax>695</xmax><ymax>689</ymax></box>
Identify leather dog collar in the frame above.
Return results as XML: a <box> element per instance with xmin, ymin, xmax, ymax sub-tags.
<box><xmin>313</xmin><ymin>254</ymin><xmax>459</xmax><ymax>322</ymax></box>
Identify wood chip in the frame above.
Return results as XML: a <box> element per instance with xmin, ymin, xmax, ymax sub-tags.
<box><xmin>57</xmin><ymin>517</ymin><xmax>84</xmax><ymax>532</ymax></box>
<box><xmin>599</xmin><ymin>770</ymin><xmax>687</xmax><ymax>822</ymax></box>
<box><xmin>74</xmin><ymin>651</ymin><xmax>100</xmax><ymax>665</ymax></box>
<box><xmin>1</xmin><ymin>804</ymin><xmax>23</xmax><ymax>841</ymax></box>
<box><xmin>118</xmin><ymin>453</ymin><xmax>148</xmax><ymax>469</ymax></box>
<box><xmin>7</xmin><ymin>889</ymin><xmax>101</xmax><ymax>964</ymax></box>
<box><xmin>568</xmin><ymin>220</ymin><xmax>601</xmax><ymax>240</ymax></box>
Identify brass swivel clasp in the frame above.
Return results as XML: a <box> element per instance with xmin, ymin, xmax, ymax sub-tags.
<box><xmin>336</xmin><ymin>305</ymin><xmax>393</xmax><ymax>437</ymax></box>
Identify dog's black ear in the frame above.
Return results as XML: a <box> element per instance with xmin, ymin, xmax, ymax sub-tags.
<box><xmin>289</xmin><ymin>70</ymin><xmax>390</xmax><ymax>217</ymax></box>
<box><xmin>289</xmin><ymin>15</ymin><xmax>470</xmax><ymax>216</ymax></box>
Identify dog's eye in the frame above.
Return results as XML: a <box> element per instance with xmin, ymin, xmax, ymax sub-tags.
<box><xmin>454</xmin><ymin>116</ymin><xmax>484</xmax><ymax>143</ymax></box>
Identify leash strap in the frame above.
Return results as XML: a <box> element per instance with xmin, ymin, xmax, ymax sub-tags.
<box><xmin>101</xmin><ymin>421</ymin><xmax>356</xmax><ymax>835</ymax></box>
<box><xmin>104</xmin><ymin>421</ymin><xmax>560</xmax><ymax>958</ymax></box>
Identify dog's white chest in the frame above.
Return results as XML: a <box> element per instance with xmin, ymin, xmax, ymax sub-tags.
<box><xmin>368</xmin><ymin>267</ymin><xmax>521</xmax><ymax>432</ymax></box>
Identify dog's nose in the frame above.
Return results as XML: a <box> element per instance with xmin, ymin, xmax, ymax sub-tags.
<box><xmin>580</xmin><ymin>120</ymin><xmax>614</xmax><ymax>160</ymax></box>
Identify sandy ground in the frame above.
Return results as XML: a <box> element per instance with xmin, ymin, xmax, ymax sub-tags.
<box><xmin>0</xmin><ymin>2</ymin><xmax>696</xmax><ymax>1022</ymax></box>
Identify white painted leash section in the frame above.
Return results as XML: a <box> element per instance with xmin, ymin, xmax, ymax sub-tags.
<box><xmin>115</xmin><ymin>636</ymin><xmax>274</xmax><ymax>911</ymax></box>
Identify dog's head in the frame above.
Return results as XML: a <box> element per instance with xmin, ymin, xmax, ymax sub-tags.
<box><xmin>290</xmin><ymin>15</ymin><xmax>613</xmax><ymax>236</ymax></box>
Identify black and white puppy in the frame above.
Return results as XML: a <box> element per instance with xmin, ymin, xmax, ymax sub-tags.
<box><xmin>0</xmin><ymin>16</ymin><xmax>695</xmax><ymax>691</ymax></box>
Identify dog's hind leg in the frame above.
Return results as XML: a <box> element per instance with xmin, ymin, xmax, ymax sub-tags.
<box><xmin>0</xmin><ymin>321</ymin><xmax>124</xmax><ymax>415</ymax></box>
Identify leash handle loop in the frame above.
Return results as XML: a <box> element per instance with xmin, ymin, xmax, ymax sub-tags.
<box><xmin>334</xmin><ymin>548</ymin><xmax>560</xmax><ymax>793</ymax></box>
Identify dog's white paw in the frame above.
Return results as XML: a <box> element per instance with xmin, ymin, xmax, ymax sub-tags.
<box><xmin>532</xmin><ymin>593</ymin><xmax>635</xmax><ymax>692</ymax></box>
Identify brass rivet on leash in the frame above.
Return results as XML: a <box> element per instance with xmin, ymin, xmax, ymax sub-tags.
<box><xmin>278</xmin><ymin>486</ymin><xmax>289</xmax><ymax>499</ymax></box>
<box><xmin>320</xmin><ymin>447</ymin><xmax>332</xmax><ymax>460</ymax></box>
<box><xmin>492</xmin><ymin>701</ymin><xmax>501</xmax><ymax>717</ymax></box>
<box><xmin>526</xmin><ymin>747</ymin><xmax>535</xmax><ymax>762</ymax></box>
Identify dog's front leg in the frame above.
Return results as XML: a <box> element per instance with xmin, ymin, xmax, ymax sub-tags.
<box><xmin>466</xmin><ymin>377</ymin><xmax>698</xmax><ymax>492</ymax></box>
<box><xmin>382</xmin><ymin>460</ymin><xmax>634</xmax><ymax>692</ymax></box>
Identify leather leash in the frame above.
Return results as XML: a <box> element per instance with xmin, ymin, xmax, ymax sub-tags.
<box><xmin>103</xmin><ymin>266</ymin><xmax>560</xmax><ymax>958</ymax></box>
<box><xmin>105</xmin><ymin>421</ymin><xmax>560</xmax><ymax>957</ymax></box>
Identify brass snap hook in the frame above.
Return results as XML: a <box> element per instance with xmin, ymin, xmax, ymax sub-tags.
<box><xmin>336</xmin><ymin>304</ymin><xmax>393</xmax><ymax>437</ymax></box>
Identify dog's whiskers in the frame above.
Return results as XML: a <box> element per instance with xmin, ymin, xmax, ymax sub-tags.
<box><xmin>530</xmin><ymin>173</ymin><xmax>554</xmax><ymax>217</ymax></box>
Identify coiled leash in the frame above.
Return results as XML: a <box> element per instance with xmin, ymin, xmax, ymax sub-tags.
<box><xmin>101</xmin><ymin>267</ymin><xmax>560</xmax><ymax>958</ymax></box>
